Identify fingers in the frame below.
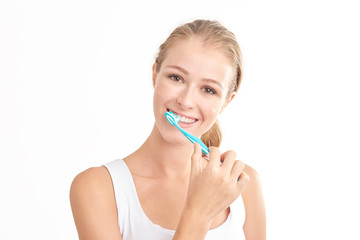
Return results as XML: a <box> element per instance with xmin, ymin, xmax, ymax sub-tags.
<box><xmin>208</xmin><ymin>147</ymin><xmax>221</xmax><ymax>166</ymax></box>
<box><xmin>236</xmin><ymin>171</ymin><xmax>250</xmax><ymax>190</ymax></box>
<box><xmin>191</xmin><ymin>143</ymin><xmax>202</xmax><ymax>176</ymax></box>
<box><xmin>220</xmin><ymin>150</ymin><xmax>248</xmax><ymax>186</ymax></box>
<box><xmin>207</xmin><ymin>147</ymin><xmax>248</xmax><ymax>186</ymax></box>
<box><xmin>220</xmin><ymin>150</ymin><xmax>237</xmax><ymax>172</ymax></box>
<box><xmin>230</xmin><ymin>160</ymin><xmax>244</xmax><ymax>181</ymax></box>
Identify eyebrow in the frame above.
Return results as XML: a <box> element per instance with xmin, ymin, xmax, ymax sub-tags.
<box><xmin>165</xmin><ymin>65</ymin><xmax>223</xmax><ymax>89</ymax></box>
<box><xmin>202</xmin><ymin>78</ymin><xmax>223</xmax><ymax>89</ymax></box>
<box><xmin>165</xmin><ymin>65</ymin><xmax>189</xmax><ymax>75</ymax></box>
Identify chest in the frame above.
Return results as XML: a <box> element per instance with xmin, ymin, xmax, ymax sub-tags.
<box><xmin>132</xmin><ymin>175</ymin><xmax>229</xmax><ymax>231</ymax></box>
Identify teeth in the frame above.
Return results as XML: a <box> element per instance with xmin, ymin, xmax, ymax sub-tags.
<box><xmin>180</xmin><ymin>117</ymin><xmax>195</xmax><ymax>123</ymax></box>
<box><xmin>170</xmin><ymin>111</ymin><xmax>196</xmax><ymax>123</ymax></box>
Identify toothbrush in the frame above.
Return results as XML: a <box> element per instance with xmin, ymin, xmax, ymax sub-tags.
<box><xmin>165</xmin><ymin>111</ymin><xmax>209</xmax><ymax>155</ymax></box>
<box><xmin>165</xmin><ymin>111</ymin><xmax>239</xmax><ymax>180</ymax></box>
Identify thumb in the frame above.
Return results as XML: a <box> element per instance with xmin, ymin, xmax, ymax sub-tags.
<box><xmin>191</xmin><ymin>143</ymin><xmax>202</xmax><ymax>177</ymax></box>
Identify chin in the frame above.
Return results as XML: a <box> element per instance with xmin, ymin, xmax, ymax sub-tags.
<box><xmin>162</xmin><ymin>127</ymin><xmax>189</xmax><ymax>145</ymax></box>
<box><xmin>155</xmin><ymin>120</ymin><xmax>189</xmax><ymax>146</ymax></box>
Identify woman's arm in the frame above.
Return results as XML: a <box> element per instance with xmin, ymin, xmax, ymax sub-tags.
<box><xmin>173</xmin><ymin>144</ymin><xmax>250</xmax><ymax>240</ymax></box>
<box><xmin>242</xmin><ymin>165</ymin><xmax>266</xmax><ymax>240</ymax></box>
<box><xmin>70</xmin><ymin>167</ymin><xmax>122</xmax><ymax>240</ymax></box>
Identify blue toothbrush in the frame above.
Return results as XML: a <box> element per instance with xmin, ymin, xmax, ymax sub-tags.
<box><xmin>165</xmin><ymin>111</ymin><xmax>209</xmax><ymax>155</ymax></box>
<box><xmin>165</xmin><ymin>112</ymin><xmax>239</xmax><ymax>180</ymax></box>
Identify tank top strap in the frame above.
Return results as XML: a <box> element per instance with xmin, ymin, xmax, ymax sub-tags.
<box><xmin>104</xmin><ymin>159</ymin><xmax>143</xmax><ymax>236</ymax></box>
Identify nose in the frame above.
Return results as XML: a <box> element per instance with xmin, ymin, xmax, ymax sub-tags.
<box><xmin>177</xmin><ymin>86</ymin><xmax>195</xmax><ymax>109</ymax></box>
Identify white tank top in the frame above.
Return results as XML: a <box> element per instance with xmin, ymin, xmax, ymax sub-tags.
<box><xmin>104</xmin><ymin>159</ymin><xmax>246</xmax><ymax>240</ymax></box>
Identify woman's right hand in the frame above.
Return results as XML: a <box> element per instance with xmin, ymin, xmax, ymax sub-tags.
<box><xmin>183</xmin><ymin>142</ymin><xmax>250</xmax><ymax>226</ymax></box>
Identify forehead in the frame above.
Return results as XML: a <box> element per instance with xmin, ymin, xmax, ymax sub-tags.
<box><xmin>162</xmin><ymin>38</ymin><xmax>234</xmax><ymax>86</ymax></box>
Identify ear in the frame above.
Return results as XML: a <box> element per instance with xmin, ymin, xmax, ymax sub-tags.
<box><xmin>219</xmin><ymin>91</ymin><xmax>236</xmax><ymax>114</ymax></box>
<box><xmin>152</xmin><ymin>62</ymin><xmax>158</xmax><ymax>87</ymax></box>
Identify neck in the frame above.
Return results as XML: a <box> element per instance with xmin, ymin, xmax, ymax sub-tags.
<box><xmin>126</xmin><ymin>124</ymin><xmax>194</xmax><ymax>179</ymax></box>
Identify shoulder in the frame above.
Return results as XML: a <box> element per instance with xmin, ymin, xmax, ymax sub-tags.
<box><xmin>70</xmin><ymin>167</ymin><xmax>121</xmax><ymax>239</ymax></box>
<box><xmin>241</xmin><ymin>164</ymin><xmax>264</xmax><ymax>212</ymax></box>
<box><xmin>241</xmin><ymin>164</ymin><xmax>265</xmax><ymax>210</ymax></box>
<box><xmin>241</xmin><ymin>163</ymin><xmax>266</xmax><ymax>239</ymax></box>
<box><xmin>241</xmin><ymin>163</ymin><xmax>264</xmax><ymax>205</ymax></box>
<box><xmin>70</xmin><ymin>166</ymin><xmax>113</xmax><ymax>201</ymax></box>
<box><xmin>71</xmin><ymin>166</ymin><xmax>110</xmax><ymax>186</ymax></box>
<box><xmin>70</xmin><ymin>166</ymin><xmax>115</xmax><ymax>212</ymax></box>
<box><xmin>243</xmin><ymin>164</ymin><xmax>261</xmax><ymax>188</ymax></box>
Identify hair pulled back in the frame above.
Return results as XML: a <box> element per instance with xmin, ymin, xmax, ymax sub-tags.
<box><xmin>155</xmin><ymin>19</ymin><xmax>243</xmax><ymax>148</ymax></box>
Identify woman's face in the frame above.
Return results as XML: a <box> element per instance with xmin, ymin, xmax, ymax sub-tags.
<box><xmin>153</xmin><ymin>38</ymin><xmax>235</xmax><ymax>145</ymax></box>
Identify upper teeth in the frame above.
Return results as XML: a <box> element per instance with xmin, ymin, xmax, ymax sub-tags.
<box><xmin>179</xmin><ymin>116</ymin><xmax>196</xmax><ymax>123</ymax></box>
<box><xmin>172</xmin><ymin>112</ymin><xmax>196</xmax><ymax>123</ymax></box>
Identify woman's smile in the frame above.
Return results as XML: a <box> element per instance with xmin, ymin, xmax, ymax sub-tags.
<box><xmin>166</xmin><ymin>109</ymin><xmax>199</xmax><ymax>128</ymax></box>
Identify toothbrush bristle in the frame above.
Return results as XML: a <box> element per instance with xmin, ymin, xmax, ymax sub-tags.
<box><xmin>165</xmin><ymin>111</ymin><xmax>180</xmax><ymax>125</ymax></box>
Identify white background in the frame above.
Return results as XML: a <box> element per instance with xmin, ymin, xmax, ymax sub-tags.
<box><xmin>1</xmin><ymin>0</ymin><xmax>359</xmax><ymax>239</ymax></box>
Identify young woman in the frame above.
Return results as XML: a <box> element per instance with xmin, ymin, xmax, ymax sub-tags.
<box><xmin>70</xmin><ymin>19</ymin><xmax>266</xmax><ymax>240</ymax></box>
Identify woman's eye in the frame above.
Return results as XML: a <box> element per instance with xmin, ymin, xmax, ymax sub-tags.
<box><xmin>202</xmin><ymin>87</ymin><xmax>216</xmax><ymax>95</ymax></box>
<box><xmin>168</xmin><ymin>74</ymin><xmax>183</xmax><ymax>83</ymax></box>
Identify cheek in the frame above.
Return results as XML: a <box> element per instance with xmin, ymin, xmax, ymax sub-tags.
<box><xmin>153</xmin><ymin>81</ymin><xmax>176</xmax><ymax>118</ymax></box>
<box><xmin>200</xmin><ymin>97</ymin><xmax>227</xmax><ymax>127</ymax></box>
<box><xmin>207</xmin><ymin>106</ymin><xmax>219</xmax><ymax>118</ymax></box>
<box><xmin>206</xmin><ymin>98</ymin><xmax>224</xmax><ymax>114</ymax></box>
<box><xmin>153</xmin><ymin>87</ymin><xmax>164</xmax><ymax>116</ymax></box>
<box><xmin>154</xmin><ymin>82</ymin><xmax>170</xmax><ymax>104</ymax></box>
<box><xmin>201</xmin><ymin>102</ymin><xmax>222</xmax><ymax>126</ymax></box>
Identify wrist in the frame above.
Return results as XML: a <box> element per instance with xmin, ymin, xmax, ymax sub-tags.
<box><xmin>173</xmin><ymin>207</ymin><xmax>211</xmax><ymax>240</ymax></box>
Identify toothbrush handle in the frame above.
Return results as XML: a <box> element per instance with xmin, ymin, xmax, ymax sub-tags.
<box><xmin>173</xmin><ymin>124</ymin><xmax>231</xmax><ymax>172</ymax></box>
<box><xmin>175</xmin><ymin>125</ymin><xmax>209</xmax><ymax>155</ymax></box>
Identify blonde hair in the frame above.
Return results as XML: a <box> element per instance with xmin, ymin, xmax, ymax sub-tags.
<box><xmin>155</xmin><ymin>19</ymin><xmax>243</xmax><ymax>148</ymax></box>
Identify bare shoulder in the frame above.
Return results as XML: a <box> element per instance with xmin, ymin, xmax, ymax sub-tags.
<box><xmin>70</xmin><ymin>167</ymin><xmax>122</xmax><ymax>240</ymax></box>
<box><xmin>70</xmin><ymin>167</ymin><xmax>114</xmax><ymax>208</ymax></box>
<box><xmin>70</xmin><ymin>166</ymin><xmax>112</xmax><ymax>193</ymax></box>
<box><xmin>243</xmin><ymin>164</ymin><xmax>261</xmax><ymax>188</ymax></box>
<box><xmin>241</xmin><ymin>163</ymin><xmax>264</xmax><ymax>214</ymax></box>
<box><xmin>242</xmin><ymin>163</ymin><xmax>264</xmax><ymax>206</ymax></box>
<box><xmin>242</xmin><ymin>163</ymin><xmax>266</xmax><ymax>240</ymax></box>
